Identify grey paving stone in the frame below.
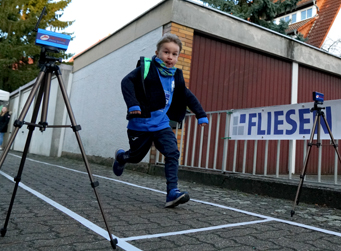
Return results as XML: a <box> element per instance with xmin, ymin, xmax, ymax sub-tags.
<box><xmin>1</xmin><ymin>151</ymin><xmax>341</xmax><ymax>251</ymax></box>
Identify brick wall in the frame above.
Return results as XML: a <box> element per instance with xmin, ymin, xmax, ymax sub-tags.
<box><xmin>163</xmin><ymin>22</ymin><xmax>194</xmax><ymax>88</ymax></box>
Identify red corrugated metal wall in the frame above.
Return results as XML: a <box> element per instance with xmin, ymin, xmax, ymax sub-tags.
<box><xmin>187</xmin><ymin>33</ymin><xmax>292</xmax><ymax>174</ymax></box>
<box><xmin>296</xmin><ymin>65</ymin><xmax>341</xmax><ymax>174</ymax></box>
<box><xmin>190</xmin><ymin>34</ymin><xmax>292</xmax><ymax>109</ymax></box>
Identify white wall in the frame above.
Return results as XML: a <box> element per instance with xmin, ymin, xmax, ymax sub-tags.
<box><xmin>62</xmin><ymin>27</ymin><xmax>163</xmax><ymax>162</ymax></box>
<box><xmin>321</xmin><ymin>8</ymin><xmax>341</xmax><ymax>56</ymax></box>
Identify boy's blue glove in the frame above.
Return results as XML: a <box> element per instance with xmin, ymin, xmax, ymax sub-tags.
<box><xmin>127</xmin><ymin>106</ymin><xmax>142</xmax><ymax>120</ymax></box>
<box><xmin>198</xmin><ymin>117</ymin><xmax>209</xmax><ymax>127</ymax></box>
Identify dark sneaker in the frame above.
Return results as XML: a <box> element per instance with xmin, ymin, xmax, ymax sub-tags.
<box><xmin>165</xmin><ymin>188</ymin><xmax>190</xmax><ymax>208</ymax></box>
<box><xmin>113</xmin><ymin>149</ymin><xmax>126</xmax><ymax>176</ymax></box>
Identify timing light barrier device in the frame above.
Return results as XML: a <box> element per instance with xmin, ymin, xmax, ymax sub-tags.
<box><xmin>313</xmin><ymin>91</ymin><xmax>324</xmax><ymax>104</ymax></box>
<box><xmin>1</xmin><ymin>6</ymin><xmax>118</xmax><ymax>249</ymax></box>
<box><xmin>35</xmin><ymin>28</ymin><xmax>71</xmax><ymax>51</ymax></box>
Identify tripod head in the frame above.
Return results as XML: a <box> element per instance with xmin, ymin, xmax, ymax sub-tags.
<box><xmin>38</xmin><ymin>46</ymin><xmax>63</xmax><ymax>68</ymax></box>
<box><xmin>34</xmin><ymin>7</ymin><xmax>71</xmax><ymax>68</ymax></box>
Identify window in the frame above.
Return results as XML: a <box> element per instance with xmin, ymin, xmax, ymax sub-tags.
<box><xmin>301</xmin><ymin>10</ymin><xmax>307</xmax><ymax>20</ymax></box>
<box><xmin>279</xmin><ymin>16</ymin><xmax>290</xmax><ymax>23</ymax></box>
<box><xmin>301</xmin><ymin>8</ymin><xmax>313</xmax><ymax>21</ymax></box>
<box><xmin>292</xmin><ymin>13</ymin><xmax>297</xmax><ymax>23</ymax></box>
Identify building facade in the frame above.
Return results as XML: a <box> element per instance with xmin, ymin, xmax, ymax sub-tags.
<box><xmin>275</xmin><ymin>0</ymin><xmax>341</xmax><ymax>56</ymax></box>
<box><xmin>8</xmin><ymin>0</ymin><xmax>341</xmax><ymax>175</ymax></box>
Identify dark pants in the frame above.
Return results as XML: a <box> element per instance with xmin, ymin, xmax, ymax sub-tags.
<box><xmin>118</xmin><ymin>127</ymin><xmax>180</xmax><ymax>193</ymax></box>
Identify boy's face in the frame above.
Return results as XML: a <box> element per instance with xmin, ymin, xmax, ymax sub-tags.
<box><xmin>155</xmin><ymin>42</ymin><xmax>180</xmax><ymax>68</ymax></box>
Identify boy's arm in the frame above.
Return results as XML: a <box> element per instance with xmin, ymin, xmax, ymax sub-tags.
<box><xmin>185</xmin><ymin>88</ymin><xmax>208</xmax><ymax>126</ymax></box>
<box><xmin>121</xmin><ymin>67</ymin><xmax>142</xmax><ymax>113</ymax></box>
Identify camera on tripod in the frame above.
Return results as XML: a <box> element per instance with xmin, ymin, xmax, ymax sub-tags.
<box><xmin>292</xmin><ymin>90</ymin><xmax>341</xmax><ymax>217</ymax></box>
<box><xmin>34</xmin><ymin>6</ymin><xmax>71</xmax><ymax>52</ymax></box>
<box><xmin>34</xmin><ymin>7</ymin><xmax>71</xmax><ymax>66</ymax></box>
<box><xmin>35</xmin><ymin>28</ymin><xmax>71</xmax><ymax>52</ymax></box>
<box><xmin>0</xmin><ymin>6</ymin><xmax>117</xmax><ymax>249</ymax></box>
<box><xmin>313</xmin><ymin>91</ymin><xmax>324</xmax><ymax>105</ymax></box>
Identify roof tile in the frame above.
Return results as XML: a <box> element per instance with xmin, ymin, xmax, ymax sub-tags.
<box><xmin>307</xmin><ymin>0</ymin><xmax>341</xmax><ymax>47</ymax></box>
<box><xmin>274</xmin><ymin>0</ymin><xmax>341</xmax><ymax>48</ymax></box>
<box><xmin>286</xmin><ymin>17</ymin><xmax>315</xmax><ymax>34</ymax></box>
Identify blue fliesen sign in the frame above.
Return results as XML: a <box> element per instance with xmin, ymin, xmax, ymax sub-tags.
<box><xmin>35</xmin><ymin>28</ymin><xmax>71</xmax><ymax>51</ymax></box>
<box><xmin>230</xmin><ymin>100</ymin><xmax>341</xmax><ymax>140</ymax></box>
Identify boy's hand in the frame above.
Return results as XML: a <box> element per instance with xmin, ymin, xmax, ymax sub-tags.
<box><xmin>130</xmin><ymin>111</ymin><xmax>141</xmax><ymax>115</ymax></box>
<box><xmin>199</xmin><ymin>123</ymin><xmax>207</xmax><ymax>127</ymax></box>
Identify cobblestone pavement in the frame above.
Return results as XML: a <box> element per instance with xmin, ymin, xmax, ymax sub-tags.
<box><xmin>1</xmin><ymin>151</ymin><xmax>341</xmax><ymax>250</ymax></box>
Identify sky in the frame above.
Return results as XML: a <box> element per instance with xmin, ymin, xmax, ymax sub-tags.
<box><xmin>59</xmin><ymin>0</ymin><xmax>203</xmax><ymax>57</ymax></box>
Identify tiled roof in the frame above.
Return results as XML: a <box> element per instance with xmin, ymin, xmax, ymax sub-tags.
<box><xmin>275</xmin><ymin>0</ymin><xmax>341</xmax><ymax>48</ymax></box>
<box><xmin>296</xmin><ymin>0</ymin><xmax>314</xmax><ymax>7</ymax></box>
<box><xmin>306</xmin><ymin>0</ymin><xmax>341</xmax><ymax>47</ymax></box>
<box><xmin>286</xmin><ymin>17</ymin><xmax>315</xmax><ymax>34</ymax></box>
<box><xmin>272</xmin><ymin>0</ymin><xmax>313</xmax><ymax>8</ymax></box>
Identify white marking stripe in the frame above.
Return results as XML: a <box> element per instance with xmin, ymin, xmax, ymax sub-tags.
<box><xmin>5</xmin><ymin>153</ymin><xmax>341</xmax><ymax>239</ymax></box>
<box><xmin>121</xmin><ymin>219</ymin><xmax>273</xmax><ymax>241</ymax></box>
<box><xmin>190</xmin><ymin>198</ymin><xmax>341</xmax><ymax>237</ymax></box>
<box><xmin>94</xmin><ymin>175</ymin><xmax>341</xmax><ymax>238</ymax></box>
<box><xmin>0</xmin><ymin>170</ymin><xmax>141</xmax><ymax>251</ymax></box>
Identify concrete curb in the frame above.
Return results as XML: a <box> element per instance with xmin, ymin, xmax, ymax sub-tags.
<box><xmin>148</xmin><ymin>165</ymin><xmax>341</xmax><ymax>210</ymax></box>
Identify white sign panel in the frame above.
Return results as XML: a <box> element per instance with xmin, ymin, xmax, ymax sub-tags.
<box><xmin>230</xmin><ymin>100</ymin><xmax>341</xmax><ymax>140</ymax></box>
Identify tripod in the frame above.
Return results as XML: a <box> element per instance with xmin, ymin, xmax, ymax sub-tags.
<box><xmin>0</xmin><ymin>46</ymin><xmax>118</xmax><ymax>249</ymax></box>
<box><xmin>291</xmin><ymin>101</ymin><xmax>341</xmax><ymax>217</ymax></box>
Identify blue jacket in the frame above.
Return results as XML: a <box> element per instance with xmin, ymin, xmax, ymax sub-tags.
<box><xmin>121</xmin><ymin>56</ymin><xmax>207</xmax><ymax>123</ymax></box>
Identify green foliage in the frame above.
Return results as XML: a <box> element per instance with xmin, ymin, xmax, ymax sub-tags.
<box><xmin>0</xmin><ymin>0</ymin><xmax>74</xmax><ymax>92</ymax></box>
<box><xmin>294</xmin><ymin>32</ymin><xmax>308</xmax><ymax>42</ymax></box>
<box><xmin>201</xmin><ymin>0</ymin><xmax>303</xmax><ymax>36</ymax></box>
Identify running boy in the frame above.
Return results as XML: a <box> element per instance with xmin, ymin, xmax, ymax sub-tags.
<box><xmin>113</xmin><ymin>33</ymin><xmax>208</xmax><ymax>208</ymax></box>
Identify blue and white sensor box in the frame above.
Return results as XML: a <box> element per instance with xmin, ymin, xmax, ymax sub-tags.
<box><xmin>35</xmin><ymin>28</ymin><xmax>71</xmax><ymax>51</ymax></box>
<box><xmin>313</xmin><ymin>91</ymin><xmax>324</xmax><ymax>104</ymax></box>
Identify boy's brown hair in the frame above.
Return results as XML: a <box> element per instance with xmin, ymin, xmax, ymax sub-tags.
<box><xmin>156</xmin><ymin>33</ymin><xmax>182</xmax><ymax>53</ymax></box>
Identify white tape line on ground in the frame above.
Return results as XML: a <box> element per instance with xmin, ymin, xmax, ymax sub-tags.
<box><xmin>121</xmin><ymin>219</ymin><xmax>272</xmax><ymax>241</ymax></box>
<box><xmin>0</xmin><ymin>170</ymin><xmax>141</xmax><ymax>251</ymax></box>
<box><xmin>95</xmin><ymin>175</ymin><xmax>341</xmax><ymax>238</ymax></box>
<box><xmin>190</xmin><ymin>198</ymin><xmax>341</xmax><ymax>237</ymax></box>
<box><xmin>8</xmin><ymin>153</ymin><xmax>341</xmax><ymax>238</ymax></box>
<box><xmin>10</xmin><ymin>154</ymin><xmax>167</xmax><ymax>195</ymax></box>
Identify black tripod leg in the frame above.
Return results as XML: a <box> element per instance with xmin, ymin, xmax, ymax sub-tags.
<box><xmin>0</xmin><ymin>69</ymin><xmax>47</xmax><ymax>170</ymax></box>
<box><xmin>55</xmin><ymin>70</ymin><xmax>117</xmax><ymax>249</ymax></box>
<box><xmin>1</xmin><ymin>75</ymin><xmax>46</xmax><ymax>237</ymax></box>
<box><xmin>39</xmin><ymin>71</ymin><xmax>52</xmax><ymax>131</ymax></box>
<box><xmin>291</xmin><ymin>113</ymin><xmax>319</xmax><ymax>217</ymax></box>
<box><xmin>321</xmin><ymin>114</ymin><xmax>341</xmax><ymax>163</ymax></box>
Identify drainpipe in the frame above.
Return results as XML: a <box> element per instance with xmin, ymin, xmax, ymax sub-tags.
<box><xmin>289</xmin><ymin>62</ymin><xmax>299</xmax><ymax>175</ymax></box>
